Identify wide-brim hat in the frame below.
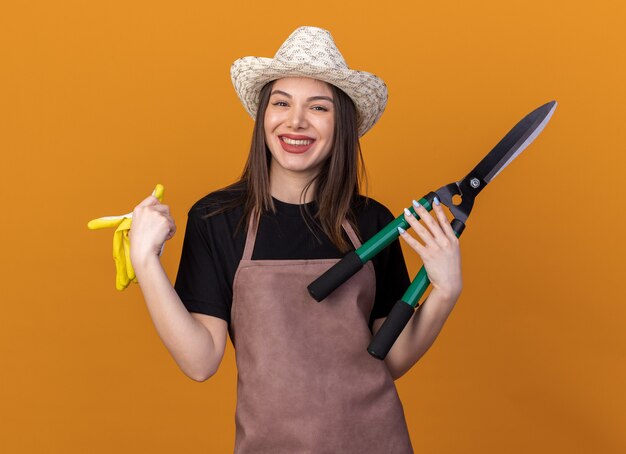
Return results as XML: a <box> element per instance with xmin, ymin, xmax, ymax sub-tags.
<box><xmin>230</xmin><ymin>26</ymin><xmax>388</xmax><ymax>137</ymax></box>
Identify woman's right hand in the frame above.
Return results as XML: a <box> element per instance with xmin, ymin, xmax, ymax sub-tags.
<box><xmin>129</xmin><ymin>195</ymin><xmax>176</xmax><ymax>267</ymax></box>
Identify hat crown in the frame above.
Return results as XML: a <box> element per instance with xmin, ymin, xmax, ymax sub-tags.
<box><xmin>273</xmin><ymin>26</ymin><xmax>349</xmax><ymax>69</ymax></box>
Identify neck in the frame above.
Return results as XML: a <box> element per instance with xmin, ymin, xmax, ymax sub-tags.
<box><xmin>269</xmin><ymin>162</ymin><xmax>317</xmax><ymax>204</ymax></box>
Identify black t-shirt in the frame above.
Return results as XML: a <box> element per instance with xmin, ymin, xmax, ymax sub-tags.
<box><xmin>174</xmin><ymin>189</ymin><xmax>410</xmax><ymax>331</ymax></box>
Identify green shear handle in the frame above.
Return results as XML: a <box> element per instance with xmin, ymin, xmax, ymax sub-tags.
<box><xmin>367</xmin><ymin>219</ymin><xmax>465</xmax><ymax>360</ymax></box>
<box><xmin>307</xmin><ymin>193</ymin><xmax>438</xmax><ymax>302</ymax></box>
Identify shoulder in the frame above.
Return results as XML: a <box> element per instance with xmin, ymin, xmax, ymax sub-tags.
<box><xmin>181</xmin><ymin>184</ymin><xmax>248</xmax><ymax>250</ymax></box>
<box><xmin>352</xmin><ymin>195</ymin><xmax>396</xmax><ymax>240</ymax></box>
<box><xmin>188</xmin><ymin>183</ymin><xmax>246</xmax><ymax>219</ymax></box>
<box><xmin>353</xmin><ymin>195</ymin><xmax>395</xmax><ymax>223</ymax></box>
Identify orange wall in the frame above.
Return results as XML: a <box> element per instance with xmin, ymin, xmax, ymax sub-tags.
<box><xmin>1</xmin><ymin>0</ymin><xmax>625</xmax><ymax>452</ymax></box>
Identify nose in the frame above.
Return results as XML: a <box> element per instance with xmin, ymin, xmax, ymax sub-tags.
<box><xmin>287</xmin><ymin>105</ymin><xmax>308</xmax><ymax>129</ymax></box>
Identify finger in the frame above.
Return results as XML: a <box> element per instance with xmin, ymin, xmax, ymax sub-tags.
<box><xmin>159</xmin><ymin>211</ymin><xmax>176</xmax><ymax>228</ymax></box>
<box><xmin>149</xmin><ymin>204</ymin><xmax>170</xmax><ymax>215</ymax></box>
<box><xmin>431</xmin><ymin>197</ymin><xmax>457</xmax><ymax>239</ymax></box>
<box><xmin>141</xmin><ymin>209</ymin><xmax>173</xmax><ymax>229</ymax></box>
<box><xmin>164</xmin><ymin>215</ymin><xmax>177</xmax><ymax>240</ymax></box>
<box><xmin>403</xmin><ymin>208</ymin><xmax>436</xmax><ymax>247</ymax></box>
<box><xmin>397</xmin><ymin>226</ymin><xmax>426</xmax><ymax>256</ymax></box>
<box><xmin>132</xmin><ymin>203</ymin><xmax>166</xmax><ymax>223</ymax></box>
<box><xmin>412</xmin><ymin>200</ymin><xmax>447</xmax><ymax>243</ymax></box>
<box><xmin>153</xmin><ymin>211</ymin><xmax>175</xmax><ymax>235</ymax></box>
<box><xmin>136</xmin><ymin>195</ymin><xmax>161</xmax><ymax>208</ymax></box>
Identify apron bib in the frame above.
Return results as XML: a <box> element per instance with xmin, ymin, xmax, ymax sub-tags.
<box><xmin>230</xmin><ymin>214</ymin><xmax>413</xmax><ymax>454</ymax></box>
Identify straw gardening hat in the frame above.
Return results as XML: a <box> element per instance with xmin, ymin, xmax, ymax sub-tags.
<box><xmin>230</xmin><ymin>26</ymin><xmax>388</xmax><ymax>137</ymax></box>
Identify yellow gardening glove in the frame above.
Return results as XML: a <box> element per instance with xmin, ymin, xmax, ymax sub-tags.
<box><xmin>88</xmin><ymin>184</ymin><xmax>165</xmax><ymax>291</ymax></box>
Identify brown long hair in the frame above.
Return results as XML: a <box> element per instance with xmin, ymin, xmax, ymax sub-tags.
<box><xmin>204</xmin><ymin>79</ymin><xmax>367</xmax><ymax>252</ymax></box>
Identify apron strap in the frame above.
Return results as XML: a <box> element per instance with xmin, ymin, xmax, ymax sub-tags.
<box><xmin>242</xmin><ymin>211</ymin><xmax>259</xmax><ymax>261</ymax></box>
<box><xmin>241</xmin><ymin>210</ymin><xmax>363</xmax><ymax>261</ymax></box>
<box><xmin>341</xmin><ymin>219</ymin><xmax>363</xmax><ymax>249</ymax></box>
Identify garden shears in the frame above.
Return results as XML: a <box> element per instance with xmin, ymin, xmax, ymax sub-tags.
<box><xmin>307</xmin><ymin>101</ymin><xmax>558</xmax><ymax>359</ymax></box>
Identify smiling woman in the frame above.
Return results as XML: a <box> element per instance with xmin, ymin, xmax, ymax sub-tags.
<box><xmin>265</xmin><ymin>79</ymin><xmax>336</xmax><ymax>191</ymax></box>
<box><xmin>128</xmin><ymin>25</ymin><xmax>463</xmax><ymax>454</ymax></box>
<box><xmin>195</xmin><ymin>70</ymin><xmax>366</xmax><ymax>253</ymax></box>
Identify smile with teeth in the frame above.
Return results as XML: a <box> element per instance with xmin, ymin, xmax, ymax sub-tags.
<box><xmin>281</xmin><ymin>137</ymin><xmax>314</xmax><ymax>146</ymax></box>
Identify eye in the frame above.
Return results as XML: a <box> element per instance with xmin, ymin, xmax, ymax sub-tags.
<box><xmin>272</xmin><ymin>101</ymin><xmax>288</xmax><ymax>107</ymax></box>
<box><xmin>312</xmin><ymin>105</ymin><xmax>329</xmax><ymax>112</ymax></box>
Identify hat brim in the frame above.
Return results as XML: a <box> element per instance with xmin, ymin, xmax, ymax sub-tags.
<box><xmin>231</xmin><ymin>56</ymin><xmax>388</xmax><ymax>137</ymax></box>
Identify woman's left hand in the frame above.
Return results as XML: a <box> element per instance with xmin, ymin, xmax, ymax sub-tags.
<box><xmin>398</xmin><ymin>197</ymin><xmax>463</xmax><ymax>302</ymax></box>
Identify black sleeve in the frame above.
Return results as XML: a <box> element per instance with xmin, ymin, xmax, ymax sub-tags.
<box><xmin>368</xmin><ymin>208</ymin><xmax>411</xmax><ymax>329</ymax></box>
<box><xmin>174</xmin><ymin>209</ymin><xmax>231</xmax><ymax>324</ymax></box>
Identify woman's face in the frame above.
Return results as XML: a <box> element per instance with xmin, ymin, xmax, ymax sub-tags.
<box><xmin>264</xmin><ymin>77</ymin><xmax>335</xmax><ymax>179</ymax></box>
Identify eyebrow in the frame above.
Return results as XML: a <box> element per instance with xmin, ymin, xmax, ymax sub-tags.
<box><xmin>270</xmin><ymin>90</ymin><xmax>334</xmax><ymax>103</ymax></box>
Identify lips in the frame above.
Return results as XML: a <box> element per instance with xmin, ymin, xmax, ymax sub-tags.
<box><xmin>278</xmin><ymin>134</ymin><xmax>316</xmax><ymax>154</ymax></box>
